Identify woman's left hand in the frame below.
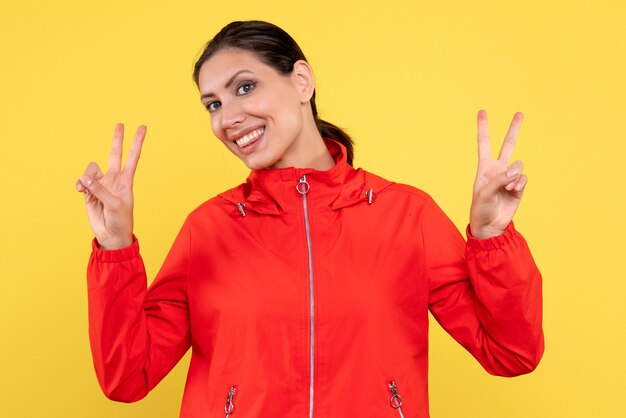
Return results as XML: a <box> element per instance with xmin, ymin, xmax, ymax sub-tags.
<box><xmin>469</xmin><ymin>110</ymin><xmax>528</xmax><ymax>239</ymax></box>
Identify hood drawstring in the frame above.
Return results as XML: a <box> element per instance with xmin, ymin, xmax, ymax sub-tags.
<box><xmin>236</xmin><ymin>203</ymin><xmax>247</xmax><ymax>217</ymax></box>
<box><xmin>236</xmin><ymin>189</ymin><xmax>373</xmax><ymax>216</ymax></box>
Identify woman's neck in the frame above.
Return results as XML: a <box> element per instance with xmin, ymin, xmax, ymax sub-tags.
<box><xmin>270</xmin><ymin>122</ymin><xmax>335</xmax><ymax>171</ymax></box>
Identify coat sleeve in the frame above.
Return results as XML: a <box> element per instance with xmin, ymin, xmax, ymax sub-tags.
<box><xmin>87</xmin><ymin>220</ymin><xmax>192</xmax><ymax>402</ymax></box>
<box><xmin>424</xmin><ymin>199</ymin><xmax>544</xmax><ymax>377</ymax></box>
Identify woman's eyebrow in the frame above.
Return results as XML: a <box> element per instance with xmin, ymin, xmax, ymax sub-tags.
<box><xmin>201</xmin><ymin>69</ymin><xmax>253</xmax><ymax>99</ymax></box>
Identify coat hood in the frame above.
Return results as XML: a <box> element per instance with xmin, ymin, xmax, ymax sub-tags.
<box><xmin>218</xmin><ymin>138</ymin><xmax>393</xmax><ymax>216</ymax></box>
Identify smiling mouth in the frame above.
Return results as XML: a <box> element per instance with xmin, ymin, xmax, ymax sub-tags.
<box><xmin>235</xmin><ymin>127</ymin><xmax>265</xmax><ymax>149</ymax></box>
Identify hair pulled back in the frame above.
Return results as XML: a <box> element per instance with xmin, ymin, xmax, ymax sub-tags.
<box><xmin>193</xmin><ymin>20</ymin><xmax>354</xmax><ymax>165</ymax></box>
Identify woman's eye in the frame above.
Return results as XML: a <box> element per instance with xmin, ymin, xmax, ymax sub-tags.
<box><xmin>206</xmin><ymin>101</ymin><xmax>221</xmax><ymax>112</ymax></box>
<box><xmin>236</xmin><ymin>82</ymin><xmax>256</xmax><ymax>95</ymax></box>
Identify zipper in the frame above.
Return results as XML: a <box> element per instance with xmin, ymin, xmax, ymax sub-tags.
<box><xmin>224</xmin><ymin>385</ymin><xmax>237</xmax><ymax>417</ymax></box>
<box><xmin>236</xmin><ymin>202</ymin><xmax>247</xmax><ymax>217</ymax></box>
<box><xmin>296</xmin><ymin>175</ymin><xmax>315</xmax><ymax>418</ymax></box>
<box><xmin>388</xmin><ymin>381</ymin><xmax>406</xmax><ymax>418</ymax></box>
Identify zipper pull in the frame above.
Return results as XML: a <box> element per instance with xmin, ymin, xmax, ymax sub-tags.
<box><xmin>388</xmin><ymin>380</ymin><xmax>406</xmax><ymax>418</ymax></box>
<box><xmin>224</xmin><ymin>385</ymin><xmax>237</xmax><ymax>417</ymax></box>
<box><xmin>388</xmin><ymin>380</ymin><xmax>403</xmax><ymax>408</ymax></box>
<box><xmin>296</xmin><ymin>175</ymin><xmax>310</xmax><ymax>195</ymax></box>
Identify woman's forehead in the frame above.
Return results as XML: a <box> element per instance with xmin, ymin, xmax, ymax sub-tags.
<box><xmin>197</xmin><ymin>48</ymin><xmax>283</xmax><ymax>95</ymax></box>
<box><xmin>199</xmin><ymin>50</ymin><xmax>263</xmax><ymax>80</ymax></box>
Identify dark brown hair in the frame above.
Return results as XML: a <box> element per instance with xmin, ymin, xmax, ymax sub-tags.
<box><xmin>193</xmin><ymin>20</ymin><xmax>354</xmax><ymax>165</ymax></box>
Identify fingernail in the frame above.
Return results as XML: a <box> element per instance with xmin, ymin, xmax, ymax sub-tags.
<box><xmin>507</xmin><ymin>169</ymin><xmax>520</xmax><ymax>178</ymax></box>
<box><xmin>505</xmin><ymin>181</ymin><xmax>515</xmax><ymax>190</ymax></box>
<box><xmin>81</xmin><ymin>176</ymin><xmax>93</xmax><ymax>187</ymax></box>
<box><xmin>515</xmin><ymin>183</ymin><xmax>523</xmax><ymax>191</ymax></box>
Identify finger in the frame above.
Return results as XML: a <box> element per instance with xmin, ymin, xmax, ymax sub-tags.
<box><xmin>480</xmin><ymin>165</ymin><xmax>523</xmax><ymax>197</ymax></box>
<box><xmin>506</xmin><ymin>173</ymin><xmax>528</xmax><ymax>193</ymax></box>
<box><xmin>76</xmin><ymin>179</ymin><xmax>87</xmax><ymax>193</ymax></box>
<box><xmin>76</xmin><ymin>179</ymin><xmax>93</xmax><ymax>193</ymax></box>
<box><xmin>82</xmin><ymin>161</ymin><xmax>105</xmax><ymax>180</ymax></box>
<box><xmin>122</xmin><ymin>125</ymin><xmax>147</xmax><ymax>177</ymax></box>
<box><xmin>79</xmin><ymin>173</ymin><xmax>119</xmax><ymax>208</ymax></box>
<box><xmin>509</xmin><ymin>160</ymin><xmax>524</xmax><ymax>172</ymax></box>
<box><xmin>78</xmin><ymin>161</ymin><xmax>104</xmax><ymax>191</ymax></box>
<box><xmin>513</xmin><ymin>174</ymin><xmax>528</xmax><ymax>192</ymax></box>
<box><xmin>497</xmin><ymin>112</ymin><xmax>523</xmax><ymax>162</ymax></box>
<box><xmin>504</xmin><ymin>161</ymin><xmax>524</xmax><ymax>190</ymax></box>
<box><xmin>477</xmin><ymin>110</ymin><xmax>491</xmax><ymax>160</ymax></box>
<box><xmin>108</xmin><ymin>123</ymin><xmax>125</xmax><ymax>172</ymax></box>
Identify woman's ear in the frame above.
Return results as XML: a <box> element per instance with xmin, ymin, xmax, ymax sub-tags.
<box><xmin>292</xmin><ymin>60</ymin><xmax>315</xmax><ymax>103</ymax></box>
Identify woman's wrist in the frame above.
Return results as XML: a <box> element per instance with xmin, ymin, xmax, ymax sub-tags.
<box><xmin>96</xmin><ymin>235</ymin><xmax>134</xmax><ymax>250</ymax></box>
<box><xmin>469</xmin><ymin>224</ymin><xmax>506</xmax><ymax>240</ymax></box>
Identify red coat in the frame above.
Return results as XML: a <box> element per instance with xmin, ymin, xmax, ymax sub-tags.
<box><xmin>87</xmin><ymin>139</ymin><xmax>543</xmax><ymax>417</ymax></box>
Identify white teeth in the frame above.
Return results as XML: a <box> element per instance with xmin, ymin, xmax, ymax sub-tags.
<box><xmin>235</xmin><ymin>127</ymin><xmax>264</xmax><ymax>148</ymax></box>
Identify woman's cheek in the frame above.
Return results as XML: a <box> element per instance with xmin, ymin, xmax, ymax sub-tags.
<box><xmin>210</xmin><ymin>119</ymin><xmax>224</xmax><ymax>141</ymax></box>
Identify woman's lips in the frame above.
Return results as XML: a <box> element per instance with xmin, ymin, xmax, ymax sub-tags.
<box><xmin>235</xmin><ymin>127</ymin><xmax>265</xmax><ymax>149</ymax></box>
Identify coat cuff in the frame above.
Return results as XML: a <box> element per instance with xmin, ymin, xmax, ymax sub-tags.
<box><xmin>466</xmin><ymin>222</ymin><xmax>519</xmax><ymax>251</ymax></box>
<box><xmin>91</xmin><ymin>236</ymin><xmax>140</xmax><ymax>263</ymax></box>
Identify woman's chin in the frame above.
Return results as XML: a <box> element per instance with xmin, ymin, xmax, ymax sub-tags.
<box><xmin>239</xmin><ymin>154</ymin><xmax>274</xmax><ymax>171</ymax></box>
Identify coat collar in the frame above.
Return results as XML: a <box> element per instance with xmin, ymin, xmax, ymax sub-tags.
<box><xmin>219</xmin><ymin>138</ymin><xmax>392</xmax><ymax>215</ymax></box>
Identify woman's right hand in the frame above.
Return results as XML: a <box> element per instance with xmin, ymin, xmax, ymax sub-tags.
<box><xmin>76</xmin><ymin>124</ymin><xmax>147</xmax><ymax>250</ymax></box>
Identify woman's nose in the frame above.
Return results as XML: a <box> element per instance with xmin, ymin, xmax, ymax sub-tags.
<box><xmin>220</xmin><ymin>103</ymin><xmax>245</xmax><ymax>130</ymax></box>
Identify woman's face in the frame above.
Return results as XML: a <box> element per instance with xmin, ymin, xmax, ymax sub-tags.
<box><xmin>198</xmin><ymin>48</ymin><xmax>314</xmax><ymax>170</ymax></box>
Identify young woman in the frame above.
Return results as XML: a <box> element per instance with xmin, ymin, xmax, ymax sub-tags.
<box><xmin>77</xmin><ymin>20</ymin><xmax>543</xmax><ymax>418</ymax></box>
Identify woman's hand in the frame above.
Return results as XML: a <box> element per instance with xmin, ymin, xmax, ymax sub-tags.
<box><xmin>469</xmin><ymin>111</ymin><xmax>527</xmax><ymax>239</ymax></box>
<box><xmin>76</xmin><ymin>124</ymin><xmax>146</xmax><ymax>250</ymax></box>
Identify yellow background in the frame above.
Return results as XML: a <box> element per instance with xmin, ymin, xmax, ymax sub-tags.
<box><xmin>1</xmin><ymin>0</ymin><xmax>625</xmax><ymax>417</ymax></box>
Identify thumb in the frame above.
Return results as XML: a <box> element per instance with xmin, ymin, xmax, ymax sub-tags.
<box><xmin>79</xmin><ymin>175</ymin><xmax>119</xmax><ymax>209</ymax></box>
<box><xmin>479</xmin><ymin>161</ymin><xmax>524</xmax><ymax>197</ymax></box>
<box><xmin>478</xmin><ymin>169</ymin><xmax>518</xmax><ymax>199</ymax></box>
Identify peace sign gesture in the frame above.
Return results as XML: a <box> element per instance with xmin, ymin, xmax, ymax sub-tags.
<box><xmin>76</xmin><ymin>124</ymin><xmax>146</xmax><ymax>250</ymax></box>
<box><xmin>469</xmin><ymin>111</ymin><xmax>528</xmax><ymax>239</ymax></box>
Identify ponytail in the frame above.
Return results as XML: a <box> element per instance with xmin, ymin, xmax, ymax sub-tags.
<box><xmin>316</xmin><ymin>119</ymin><xmax>354</xmax><ymax>166</ymax></box>
<box><xmin>310</xmin><ymin>91</ymin><xmax>354</xmax><ymax>165</ymax></box>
